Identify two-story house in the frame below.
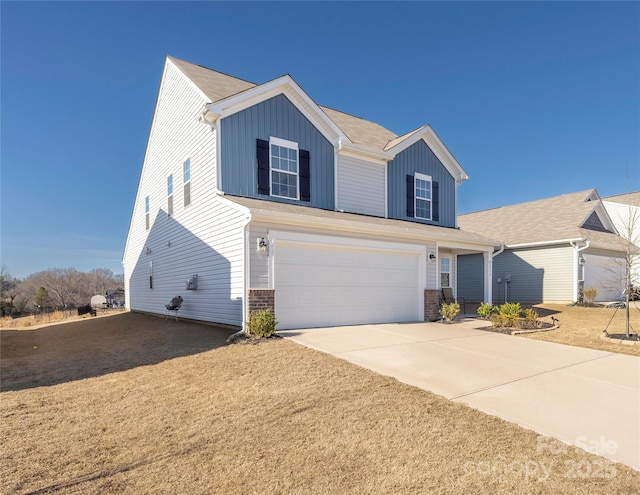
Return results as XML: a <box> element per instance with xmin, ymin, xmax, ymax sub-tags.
<box><xmin>122</xmin><ymin>56</ymin><xmax>498</xmax><ymax>330</ymax></box>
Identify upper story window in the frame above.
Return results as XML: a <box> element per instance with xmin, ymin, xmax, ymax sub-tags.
<box><xmin>167</xmin><ymin>174</ymin><xmax>174</xmax><ymax>216</ymax></box>
<box><xmin>406</xmin><ymin>173</ymin><xmax>439</xmax><ymax>222</ymax></box>
<box><xmin>145</xmin><ymin>195</ymin><xmax>150</xmax><ymax>231</ymax></box>
<box><xmin>256</xmin><ymin>138</ymin><xmax>311</xmax><ymax>202</ymax></box>
<box><xmin>183</xmin><ymin>158</ymin><xmax>191</xmax><ymax>207</ymax></box>
<box><xmin>415</xmin><ymin>173</ymin><xmax>432</xmax><ymax>220</ymax></box>
<box><xmin>270</xmin><ymin>137</ymin><xmax>299</xmax><ymax>200</ymax></box>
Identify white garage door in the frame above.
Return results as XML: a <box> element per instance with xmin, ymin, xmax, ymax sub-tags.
<box><xmin>583</xmin><ymin>254</ymin><xmax>625</xmax><ymax>302</ymax></box>
<box><xmin>275</xmin><ymin>241</ymin><xmax>421</xmax><ymax>329</ymax></box>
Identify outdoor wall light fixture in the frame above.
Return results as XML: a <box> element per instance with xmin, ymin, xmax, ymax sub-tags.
<box><xmin>428</xmin><ymin>252</ymin><xmax>437</xmax><ymax>262</ymax></box>
<box><xmin>145</xmin><ymin>247</ymin><xmax>152</xmax><ymax>255</ymax></box>
<box><xmin>257</xmin><ymin>237</ymin><xmax>268</xmax><ymax>252</ymax></box>
<box><xmin>579</xmin><ymin>254</ymin><xmax>586</xmax><ymax>265</ymax></box>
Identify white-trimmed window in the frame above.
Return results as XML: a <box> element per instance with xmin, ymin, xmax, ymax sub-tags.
<box><xmin>415</xmin><ymin>173</ymin><xmax>432</xmax><ymax>220</ymax></box>
<box><xmin>145</xmin><ymin>196</ymin><xmax>150</xmax><ymax>231</ymax></box>
<box><xmin>440</xmin><ymin>256</ymin><xmax>451</xmax><ymax>288</ymax></box>
<box><xmin>270</xmin><ymin>137</ymin><xmax>299</xmax><ymax>200</ymax></box>
<box><xmin>183</xmin><ymin>158</ymin><xmax>191</xmax><ymax>207</ymax></box>
<box><xmin>167</xmin><ymin>174</ymin><xmax>173</xmax><ymax>216</ymax></box>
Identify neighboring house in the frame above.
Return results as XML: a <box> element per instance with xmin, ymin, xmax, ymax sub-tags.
<box><xmin>602</xmin><ymin>191</ymin><xmax>640</xmax><ymax>289</ymax></box>
<box><xmin>457</xmin><ymin>190</ymin><xmax>629</xmax><ymax>304</ymax></box>
<box><xmin>122</xmin><ymin>56</ymin><xmax>499</xmax><ymax>329</ymax></box>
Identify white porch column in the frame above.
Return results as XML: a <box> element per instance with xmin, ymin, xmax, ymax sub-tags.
<box><xmin>483</xmin><ymin>250</ymin><xmax>493</xmax><ymax>304</ymax></box>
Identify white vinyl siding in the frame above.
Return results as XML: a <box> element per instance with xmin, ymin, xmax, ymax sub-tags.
<box><xmin>124</xmin><ymin>60</ymin><xmax>245</xmax><ymax>326</ymax></box>
<box><xmin>492</xmin><ymin>245</ymin><xmax>574</xmax><ymax>303</ymax></box>
<box><xmin>336</xmin><ymin>155</ymin><xmax>386</xmax><ymax>217</ymax></box>
<box><xmin>249</xmin><ymin>224</ymin><xmax>270</xmax><ymax>289</ymax></box>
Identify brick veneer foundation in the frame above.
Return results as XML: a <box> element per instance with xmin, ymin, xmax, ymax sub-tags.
<box><xmin>424</xmin><ymin>289</ymin><xmax>441</xmax><ymax>321</ymax></box>
<box><xmin>247</xmin><ymin>289</ymin><xmax>275</xmax><ymax>318</ymax></box>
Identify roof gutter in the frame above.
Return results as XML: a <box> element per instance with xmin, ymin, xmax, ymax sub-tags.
<box><xmin>506</xmin><ymin>238</ymin><xmax>584</xmax><ymax>249</ymax></box>
<box><xmin>570</xmin><ymin>239</ymin><xmax>590</xmax><ymax>252</ymax></box>
<box><xmin>492</xmin><ymin>244</ymin><xmax>505</xmax><ymax>258</ymax></box>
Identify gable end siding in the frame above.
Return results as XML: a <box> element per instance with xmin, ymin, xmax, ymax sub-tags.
<box><xmin>582</xmin><ymin>211</ymin><xmax>610</xmax><ymax>233</ymax></box>
<box><xmin>388</xmin><ymin>140</ymin><xmax>456</xmax><ymax>227</ymax></box>
<box><xmin>220</xmin><ymin>94</ymin><xmax>334</xmax><ymax>209</ymax></box>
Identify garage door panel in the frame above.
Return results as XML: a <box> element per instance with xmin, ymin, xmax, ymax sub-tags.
<box><xmin>275</xmin><ymin>241</ymin><xmax>421</xmax><ymax>329</ymax></box>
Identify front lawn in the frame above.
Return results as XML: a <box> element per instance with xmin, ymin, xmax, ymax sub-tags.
<box><xmin>1</xmin><ymin>312</ymin><xmax>638</xmax><ymax>493</ymax></box>
<box><xmin>523</xmin><ymin>303</ymin><xmax>640</xmax><ymax>356</ymax></box>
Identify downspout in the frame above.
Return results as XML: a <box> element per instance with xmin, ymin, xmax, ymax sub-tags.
<box><xmin>570</xmin><ymin>240</ymin><xmax>589</xmax><ymax>303</ymax></box>
<box><xmin>229</xmin><ymin>213</ymin><xmax>253</xmax><ymax>342</ymax></box>
<box><xmin>483</xmin><ymin>244</ymin><xmax>504</xmax><ymax>304</ymax></box>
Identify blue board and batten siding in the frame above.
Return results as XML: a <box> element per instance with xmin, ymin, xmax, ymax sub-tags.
<box><xmin>220</xmin><ymin>94</ymin><xmax>335</xmax><ymax>209</ymax></box>
<box><xmin>388</xmin><ymin>140</ymin><xmax>456</xmax><ymax>228</ymax></box>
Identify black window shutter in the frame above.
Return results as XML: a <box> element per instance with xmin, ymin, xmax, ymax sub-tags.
<box><xmin>299</xmin><ymin>149</ymin><xmax>311</xmax><ymax>202</ymax></box>
<box><xmin>406</xmin><ymin>175</ymin><xmax>415</xmax><ymax>217</ymax></box>
<box><xmin>256</xmin><ymin>139</ymin><xmax>270</xmax><ymax>195</ymax></box>
<box><xmin>432</xmin><ymin>181</ymin><xmax>439</xmax><ymax>222</ymax></box>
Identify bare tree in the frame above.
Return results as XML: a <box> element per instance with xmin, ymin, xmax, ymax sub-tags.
<box><xmin>0</xmin><ymin>265</ymin><xmax>18</xmax><ymax>316</ymax></box>
<box><xmin>607</xmin><ymin>203</ymin><xmax>640</xmax><ymax>338</ymax></box>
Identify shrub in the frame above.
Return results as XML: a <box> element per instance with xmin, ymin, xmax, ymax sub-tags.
<box><xmin>499</xmin><ymin>302</ymin><xmax>522</xmax><ymax>327</ymax></box>
<box><xmin>522</xmin><ymin>308</ymin><xmax>539</xmax><ymax>321</ymax></box>
<box><xmin>583</xmin><ymin>287</ymin><xmax>597</xmax><ymax>304</ymax></box>
<box><xmin>246</xmin><ymin>309</ymin><xmax>278</xmax><ymax>338</ymax></box>
<box><xmin>440</xmin><ymin>302</ymin><xmax>460</xmax><ymax>322</ymax></box>
<box><xmin>477</xmin><ymin>303</ymin><xmax>496</xmax><ymax>319</ymax></box>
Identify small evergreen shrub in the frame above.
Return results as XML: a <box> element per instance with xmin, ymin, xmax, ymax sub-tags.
<box><xmin>246</xmin><ymin>309</ymin><xmax>278</xmax><ymax>338</ymax></box>
<box><xmin>522</xmin><ymin>307</ymin><xmax>539</xmax><ymax>322</ymax></box>
<box><xmin>583</xmin><ymin>287</ymin><xmax>597</xmax><ymax>304</ymax></box>
<box><xmin>440</xmin><ymin>302</ymin><xmax>460</xmax><ymax>322</ymax></box>
<box><xmin>499</xmin><ymin>302</ymin><xmax>522</xmax><ymax>327</ymax></box>
<box><xmin>477</xmin><ymin>303</ymin><xmax>497</xmax><ymax>319</ymax></box>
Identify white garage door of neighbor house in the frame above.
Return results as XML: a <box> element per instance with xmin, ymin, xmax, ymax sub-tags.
<box><xmin>275</xmin><ymin>241</ymin><xmax>421</xmax><ymax>329</ymax></box>
<box><xmin>583</xmin><ymin>254</ymin><xmax>625</xmax><ymax>302</ymax></box>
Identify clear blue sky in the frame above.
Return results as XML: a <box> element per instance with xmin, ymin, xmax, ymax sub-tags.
<box><xmin>2</xmin><ymin>1</ymin><xmax>639</xmax><ymax>279</ymax></box>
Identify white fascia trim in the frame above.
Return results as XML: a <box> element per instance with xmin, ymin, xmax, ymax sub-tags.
<box><xmin>167</xmin><ymin>57</ymin><xmax>211</xmax><ymax>103</ymax></box>
<box><xmin>386</xmin><ymin>125</ymin><xmax>469</xmax><ymax>183</ymax></box>
<box><xmin>507</xmin><ymin>238</ymin><xmax>584</xmax><ymax>249</ymax></box>
<box><xmin>216</xmin><ymin>194</ymin><xmax>253</xmax><ymax>219</ymax></box>
<box><xmin>204</xmin><ymin>75</ymin><xmax>346</xmax><ymax>145</ymax></box>
<box><xmin>337</xmin><ymin>140</ymin><xmax>393</xmax><ymax>163</ymax></box>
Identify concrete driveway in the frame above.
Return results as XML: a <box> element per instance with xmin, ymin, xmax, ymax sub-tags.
<box><xmin>279</xmin><ymin>320</ymin><xmax>640</xmax><ymax>470</ymax></box>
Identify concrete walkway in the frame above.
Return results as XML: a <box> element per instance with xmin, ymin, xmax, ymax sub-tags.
<box><xmin>280</xmin><ymin>320</ymin><xmax>640</xmax><ymax>470</ymax></box>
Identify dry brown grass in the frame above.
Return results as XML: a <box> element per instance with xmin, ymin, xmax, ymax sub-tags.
<box><xmin>524</xmin><ymin>303</ymin><xmax>640</xmax><ymax>356</ymax></box>
<box><xmin>1</xmin><ymin>313</ymin><xmax>639</xmax><ymax>494</ymax></box>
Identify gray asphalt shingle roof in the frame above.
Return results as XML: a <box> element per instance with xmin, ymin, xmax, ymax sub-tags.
<box><xmin>458</xmin><ymin>189</ymin><xmax>627</xmax><ymax>252</ymax></box>
<box><xmin>225</xmin><ymin>195</ymin><xmax>499</xmax><ymax>247</ymax></box>
<box><xmin>603</xmin><ymin>191</ymin><xmax>640</xmax><ymax>207</ymax></box>
<box><xmin>169</xmin><ymin>56</ymin><xmax>404</xmax><ymax>151</ymax></box>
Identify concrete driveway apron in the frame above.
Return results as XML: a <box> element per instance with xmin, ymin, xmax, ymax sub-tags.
<box><xmin>280</xmin><ymin>321</ymin><xmax>640</xmax><ymax>470</ymax></box>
